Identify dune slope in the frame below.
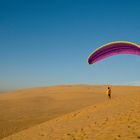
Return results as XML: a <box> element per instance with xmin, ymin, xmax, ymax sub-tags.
<box><xmin>1</xmin><ymin>85</ymin><xmax>140</xmax><ymax>140</ymax></box>
<box><xmin>0</xmin><ymin>85</ymin><xmax>107</xmax><ymax>139</ymax></box>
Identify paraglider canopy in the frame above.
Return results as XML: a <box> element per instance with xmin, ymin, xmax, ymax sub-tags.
<box><xmin>88</xmin><ymin>41</ymin><xmax>140</xmax><ymax>64</ymax></box>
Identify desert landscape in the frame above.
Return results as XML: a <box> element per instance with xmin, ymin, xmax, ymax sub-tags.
<box><xmin>0</xmin><ymin>85</ymin><xmax>140</xmax><ymax>140</ymax></box>
<box><xmin>1</xmin><ymin>0</ymin><xmax>140</xmax><ymax>139</ymax></box>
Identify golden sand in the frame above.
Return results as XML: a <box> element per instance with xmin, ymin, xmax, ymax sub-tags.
<box><xmin>0</xmin><ymin>85</ymin><xmax>140</xmax><ymax>140</ymax></box>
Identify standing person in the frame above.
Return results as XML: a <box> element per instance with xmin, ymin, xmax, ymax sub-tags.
<box><xmin>106</xmin><ymin>86</ymin><xmax>111</xmax><ymax>99</ymax></box>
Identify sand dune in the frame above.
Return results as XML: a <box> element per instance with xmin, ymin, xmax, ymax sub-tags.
<box><xmin>0</xmin><ymin>85</ymin><xmax>140</xmax><ymax>140</ymax></box>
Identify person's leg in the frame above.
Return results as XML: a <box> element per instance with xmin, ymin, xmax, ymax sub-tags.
<box><xmin>108</xmin><ymin>94</ymin><xmax>111</xmax><ymax>99</ymax></box>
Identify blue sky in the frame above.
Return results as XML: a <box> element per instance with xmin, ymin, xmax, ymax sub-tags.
<box><xmin>0</xmin><ymin>0</ymin><xmax>140</xmax><ymax>90</ymax></box>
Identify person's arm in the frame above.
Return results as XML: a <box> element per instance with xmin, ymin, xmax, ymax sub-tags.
<box><xmin>106</xmin><ymin>89</ymin><xmax>108</xmax><ymax>94</ymax></box>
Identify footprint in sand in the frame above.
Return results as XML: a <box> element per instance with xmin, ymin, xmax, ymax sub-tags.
<box><xmin>67</xmin><ymin>131</ymin><xmax>87</xmax><ymax>140</ymax></box>
<box><xmin>67</xmin><ymin>133</ymin><xmax>71</xmax><ymax>136</ymax></box>
<box><xmin>80</xmin><ymin>128</ymin><xmax>88</xmax><ymax>139</ymax></box>
<box><xmin>117</xmin><ymin>134</ymin><xmax>121</xmax><ymax>138</ymax></box>
<box><xmin>67</xmin><ymin>133</ymin><xmax>75</xmax><ymax>139</ymax></box>
<box><xmin>101</xmin><ymin>117</ymin><xmax>108</xmax><ymax>125</ymax></box>
<box><xmin>128</xmin><ymin>125</ymin><xmax>131</xmax><ymax>128</ymax></box>
<box><xmin>73</xmin><ymin>112</ymin><xmax>80</xmax><ymax>117</ymax></box>
<box><xmin>114</xmin><ymin>134</ymin><xmax>121</xmax><ymax>140</ymax></box>
<box><xmin>39</xmin><ymin>134</ymin><xmax>45</xmax><ymax>136</ymax></box>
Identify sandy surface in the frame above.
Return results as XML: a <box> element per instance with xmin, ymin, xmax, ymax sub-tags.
<box><xmin>0</xmin><ymin>85</ymin><xmax>140</xmax><ymax>140</ymax></box>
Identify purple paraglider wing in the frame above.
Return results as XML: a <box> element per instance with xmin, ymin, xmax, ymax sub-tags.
<box><xmin>88</xmin><ymin>41</ymin><xmax>140</xmax><ymax>64</ymax></box>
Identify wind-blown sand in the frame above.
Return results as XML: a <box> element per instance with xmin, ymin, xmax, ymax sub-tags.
<box><xmin>0</xmin><ymin>85</ymin><xmax>140</xmax><ymax>140</ymax></box>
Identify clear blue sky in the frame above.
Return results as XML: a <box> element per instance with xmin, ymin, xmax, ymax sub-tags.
<box><xmin>1</xmin><ymin>0</ymin><xmax>140</xmax><ymax>90</ymax></box>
